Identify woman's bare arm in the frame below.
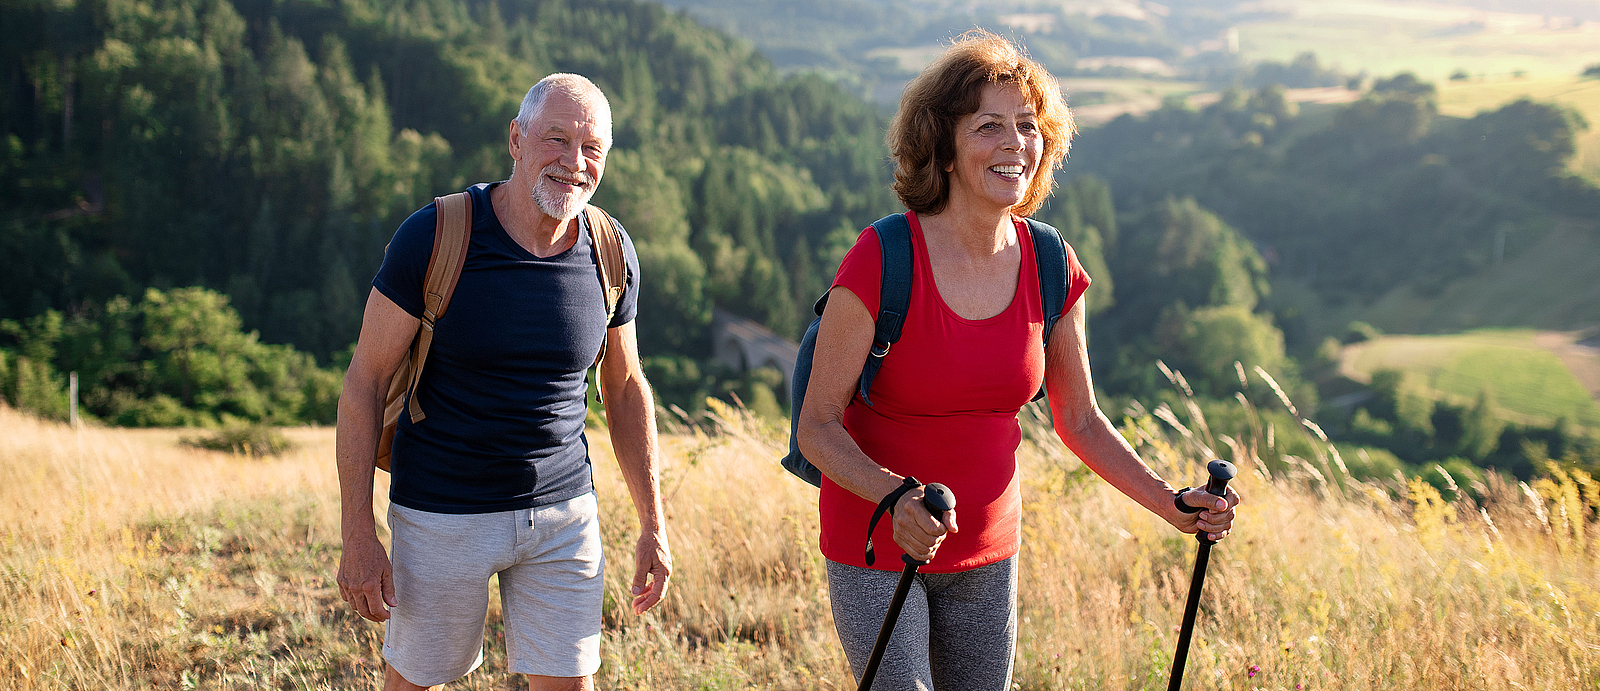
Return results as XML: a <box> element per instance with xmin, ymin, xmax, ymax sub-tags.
<box><xmin>1044</xmin><ymin>299</ymin><xmax>1238</xmax><ymax>540</ymax></box>
<box><xmin>796</xmin><ymin>287</ymin><xmax>956</xmax><ymax>560</ymax></box>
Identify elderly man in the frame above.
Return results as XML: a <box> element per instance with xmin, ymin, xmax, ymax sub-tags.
<box><xmin>335</xmin><ymin>73</ymin><xmax>670</xmax><ymax>691</ymax></box>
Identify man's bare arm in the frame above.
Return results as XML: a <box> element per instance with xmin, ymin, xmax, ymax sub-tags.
<box><xmin>335</xmin><ymin>287</ymin><xmax>419</xmax><ymax>622</ymax></box>
<box><xmin>596</xmin><ymin>320</ymin><xmax>671</xmax><ymax>615</ymax></box>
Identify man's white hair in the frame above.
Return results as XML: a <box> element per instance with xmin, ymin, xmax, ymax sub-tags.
<box><xmin>514</xmin><ymin>73</ymin><xmax>612</xmax><ymax>142</ymax></box>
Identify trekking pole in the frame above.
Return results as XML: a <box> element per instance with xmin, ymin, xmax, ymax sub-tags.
<box><xmin>1167</xmin><ymin>460</ymin><xmax>1237</xmax><ymax>691</ymax></box>
<box><xmin>858</xmin><ymin>483</ymin><xmax>955</xmax><ymax>691</ymax></box>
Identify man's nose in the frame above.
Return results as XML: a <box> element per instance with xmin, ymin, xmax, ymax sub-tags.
<box><xmin>558</xmin><ymin>143</ymin><xmax>582</xmax><ymax>170</ymax></box>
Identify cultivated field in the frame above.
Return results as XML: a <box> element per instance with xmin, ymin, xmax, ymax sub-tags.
<box><xmin>1340</xmin><ymin>329</ymin><xmax>1600</xmax><ymax>430</ymax></box>
<box><xmin>1234</xmin><ymin>0</ymin><xmax>1600</xmax><ymax>83</ymax></box>
<box><xmin>2</xmin><ymin>384</ymin><xmax>1598</xmax><ymax>689</ymax></box>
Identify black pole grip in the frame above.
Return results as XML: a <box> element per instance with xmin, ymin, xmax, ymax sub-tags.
<box><xmin>1195</xmin><ymin>460</ymin><xmax>1236</xmax><ymax>546</ymax></box>
<box><xmin>1204</xmin><ymin>460</ymin><xmax>1236</xmax><ymax>497</ymax></box>
<box><xmin>921</xmin><ymin>482</ymin><xmax>955</xmax><ymax>516</ymax></box>
<box><xmin>902</xmin><ymin>483</ymin><xmax>956</xmax><ymax>568</ymax></box>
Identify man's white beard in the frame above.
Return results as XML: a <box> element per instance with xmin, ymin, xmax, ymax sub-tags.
<box><xmin>531</xmin><ymin>163</ymin><xmax>596</xmax><ymax>221</ymax></box>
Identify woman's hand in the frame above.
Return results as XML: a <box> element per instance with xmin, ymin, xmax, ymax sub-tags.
<box><xmin>1173</xmin><ymin>486</ymin><xmax>1241</xmax><ymax>542</ymax></box>
<box><xmin>892</xmin><ymin>485</ymin><xmax>960</xmax><ymax>562</ymax></box>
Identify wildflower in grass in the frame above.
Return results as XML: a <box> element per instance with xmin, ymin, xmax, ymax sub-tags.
<box><xmin>1248</xmin><ymin>665</ymin><xmax>1259</xmax><ymax>678</ymax></box>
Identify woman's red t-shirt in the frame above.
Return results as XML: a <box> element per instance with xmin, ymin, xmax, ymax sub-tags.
<box><xmin>818</xmin><ymin>212</ymin><xmax>1092</xmax><ymax>572</ymax></box>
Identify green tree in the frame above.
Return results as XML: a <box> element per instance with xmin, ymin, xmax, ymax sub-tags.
<box><xmin>1461</xmin><ymin>390</ymin><xmax>1504</xmax><ymax>461</ymax></box>
<box><xmin>1169</xmin><ymin>304</ymin><xmax>1287</xmax><ymax>397</ymax></box>
<box><xmin>1443</xmin><ymin>98</ymin><xmax>1587</xmax><ymax>195</ymax></box>
<box><xmin>1118</xmin><ymin>196</ymin><xmax>1269</xmax><ymax>314</ymax></box>
<box><xmin>1035</xmin><ymin>175</ymin><xmax>1116</xmax><ymax>316</ymax></box>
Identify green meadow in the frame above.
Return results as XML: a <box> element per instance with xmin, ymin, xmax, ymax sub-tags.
<box><xmin>1341</xmin><ymin>330</ymin><xmax>1600</xmax><ymax>430</ymax></box>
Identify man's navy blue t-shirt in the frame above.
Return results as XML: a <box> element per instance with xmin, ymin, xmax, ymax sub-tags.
<box><xmin>373</xmin><ymin>182</ymin><xmax>640</xmax><ymax>514</ymax></box>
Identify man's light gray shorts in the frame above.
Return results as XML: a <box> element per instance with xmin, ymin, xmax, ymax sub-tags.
<box><xmin>382</xmin><ymin>493</ymin><xmax>605</xmax><ymax>686</ymax></box>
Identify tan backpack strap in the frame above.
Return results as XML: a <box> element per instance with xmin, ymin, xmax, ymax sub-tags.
<box><xmin>405</xmin><ymin>191</ymin><xmax>474</xmax><ymax>423</ymax></box>
<box><xmin>584</xmin><ymin>204</ymin><xmax>628</xmax><ymax>370</ymax></box>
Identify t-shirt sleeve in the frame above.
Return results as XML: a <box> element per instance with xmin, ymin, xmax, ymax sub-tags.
<box><xmin>830</xmin><ymin>225</ymin><xmax>884</xmax><ymax>317</ymax></box>
<box><xmin>608</xmin><ymin>218</ymin><xmax>642</xmax><ymax>328</ymax></box>
<box><xmin>372</xmin><ymin>203</ymin><xmax>438</xmax><ymax>320</ymax></box>
<box><xmin>1062</xmin><ymin>241</ymin><xmax>1093</xmax><ymax>317</ymax></box>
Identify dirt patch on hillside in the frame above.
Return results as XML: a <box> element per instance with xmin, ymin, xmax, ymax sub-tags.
<box><xmin>1534</xmin><ymin>328</ymin><xmax>1600</xmax><ymax>403</ymax></box>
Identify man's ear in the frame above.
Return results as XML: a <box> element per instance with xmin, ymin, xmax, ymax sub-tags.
<box><xmin>507</xmin><ymin>121</ymin><xmax>523</xmax><ymax>162</ymax></box>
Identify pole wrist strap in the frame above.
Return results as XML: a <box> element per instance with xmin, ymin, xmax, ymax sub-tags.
<box><xmin>1174</xmin><ymin>487</ymin><xmax>1205</xmax><ymax>514</ymax></box>
<box><xmin>865</xmin><ymin>476</ymin><xmax>921</xmax><ymax>566</ymax></box>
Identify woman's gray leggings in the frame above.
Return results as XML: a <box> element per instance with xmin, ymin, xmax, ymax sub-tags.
<box><xmin>826</xmin><ymin>556</ymin><xmax>1017</xmax><ymax>691</ymax></box>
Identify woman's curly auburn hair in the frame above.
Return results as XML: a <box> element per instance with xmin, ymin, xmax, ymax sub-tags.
<box><xmin>887</xmin><ymin>30</ymin><xmax>1075</xmax><ymax>218</ymax></box>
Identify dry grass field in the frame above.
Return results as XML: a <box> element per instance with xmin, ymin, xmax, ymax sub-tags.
<box><xmin>3</xmin><ymin>377</ymin><xmax>1598</xmax><ymax>689</ymax></box>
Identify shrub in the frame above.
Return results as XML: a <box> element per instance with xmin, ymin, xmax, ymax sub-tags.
<box><xmin>1342</xmin><ymin>321</ymin><xmax>1382</xmax><ymax>344</ymax></box>
<box><xmin>0</xmin><ymin>351</ymin><xmax>69</xmax><ymax>421</ymax></box>
<box><xmin>1</xmin><ymin>288</ymin><xmax>343</xmax><ymax>426</ymax></box>
<box><xmin>180</xmin><ymin>424</ymin><xmax>293</xmax><ymax>456</ymax></box>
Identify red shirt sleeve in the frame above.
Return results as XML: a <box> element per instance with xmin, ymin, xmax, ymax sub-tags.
<box><xmin>831</xmin><ymin>225</ymin><xmax>884</xmax><ymax>317</ymax></box>
<box><xmin>1063</xmin><ymin>240</ymin><xmax>1092</xmax><ymax>317</ymax></box>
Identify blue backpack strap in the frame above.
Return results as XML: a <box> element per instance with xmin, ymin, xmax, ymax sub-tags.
<box><xmin>858</xmin><ymin>213</ymin><xmax>913</xmax><ymax>406</ymax></box>
<box><xmin>1026</xmin><ymin>217</ymin><xmax>1068</xmax><ymax>403</ymax></box>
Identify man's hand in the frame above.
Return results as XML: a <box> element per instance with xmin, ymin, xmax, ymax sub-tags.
<box><xmin>338</xmin><ymin>533</ymin><xmax>397</xmax><ymax>622</ymax></box>
<box><xmin>629</xmin><ymin>530</ymin><xmax>672</xmax><ymax>615</ymax></box>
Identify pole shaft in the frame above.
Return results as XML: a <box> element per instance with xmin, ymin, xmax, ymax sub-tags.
<box><xmin>1168</xmin><ymin>541</ymin><xmax>1213</xmax><ymax>691</ymax></box>
<box><xmin>859</xmin><ymin>561</ymin><xmax>920</xmax><ymax>691</ymax></box>
<box><xmin>1167</xmin><ymin>460</ymin><xmax>1235</xmax><ymax>691</ymax></box>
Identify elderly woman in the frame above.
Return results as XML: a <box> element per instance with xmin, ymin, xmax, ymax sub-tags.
<box><xmin>797</xmin><ymin>31</ymin><xmax>1240</xmax><ymax>689</ymax></box>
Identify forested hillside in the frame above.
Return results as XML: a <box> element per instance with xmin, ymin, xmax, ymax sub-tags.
<box><xmin>1</xmin><ymin>0</ymin><xmax>918</xmax><ymax>421</ymax></box>
<box><xmin>3</xmin><ymin>0</ymin><xmax>906</xmax><ymax>352</ymax></box>
<box><xmin>1071</xmin><ymin>78</ymin><xmax>1600</xmax><ymax>349</ymax></box>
